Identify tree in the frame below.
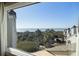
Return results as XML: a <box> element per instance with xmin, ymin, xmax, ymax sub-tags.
<box><xmin>43</xmin><ymin>29</ymin><xmax>55</xmax><ymax>47</ymax></box>
<box><xmin>45</xmin><ymin>29</ymin><xmax>50</xmax><ymax>32</ymax></box>
<box><xmin>31</xmin><ymin>29</ymin><xmax>44</xmax><ymax>49</ymax></box>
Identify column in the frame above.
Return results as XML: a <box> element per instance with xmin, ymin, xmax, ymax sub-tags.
<box><xmin>66</xmin><ymin>29</ymin><xmax>69</xmax><ymax>38</ymax></box>
<box><xmin>0</xmin><ymin>3</ymin><xmax>8</xmax><ymax>55</ymax></box>
<box><xmin>0</xmin><ymin>3</ymin><xmax>5</xmax><ymax>55</ymax></box>
<box><xmin>64</xmin><ymin>29</ymin><xmax>67</xmax><ymax>40</ymax></box>
<box><xmin>76</xmin><ymin>26</ymin><xmax>79</xmax><ymax>56</ymax></box>
<box><xmin>0</xmin><ymin>3</ymin><xmax>2</xmax><ymax>55</ymax></box>
<box><xmin>7</xmin><ymin>10</ymin><xmax>17</xmax><ymax>48</ymax></box>
<box><xmin>73</xmin><ymin>25</ymin><xmax>77</xmax><ymax>35</ymax></box>
<box><xmin>68</xmin><ymin>28</ymin><xmax>71</xmax><ymax>36</ymax></box>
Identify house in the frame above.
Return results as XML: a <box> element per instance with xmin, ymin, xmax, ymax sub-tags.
<box><xmin>63</xmin><ymin>25</ymin><xmax>79</xmax><ymax>55</ymax></box>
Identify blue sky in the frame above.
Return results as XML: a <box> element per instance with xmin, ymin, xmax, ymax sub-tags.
<box><xmin>15</xmin><ymin>2</ymin><xmax>79</xmax><ymax>29</ymax></box>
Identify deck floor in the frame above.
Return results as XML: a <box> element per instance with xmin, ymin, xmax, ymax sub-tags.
<box><xmin>31</xmin><ymin>43</ymin><xmax>76</xmax><ymax>56</ymax></box>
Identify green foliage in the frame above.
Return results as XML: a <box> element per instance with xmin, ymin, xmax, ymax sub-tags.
<box><xmin>17</xmin><ymin>41</ymin><xmax>39</xmax><ymax>52</ymax></box>
<box><xmin>17</xmin><ymin>29</ymin><xmax>64</xmax><ymax>52</ymax></box>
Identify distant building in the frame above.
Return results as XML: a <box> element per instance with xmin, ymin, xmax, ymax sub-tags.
<box><xmin>63</xmin><ymin>25</ymin><xmax>78</xmax><ymax>44</ymax></box>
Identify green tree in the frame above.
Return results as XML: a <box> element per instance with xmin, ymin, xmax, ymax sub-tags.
<box><xmin>43</xmin><ymin>29</ymin><xmax>55</xmax><ymax>47</ymax></box>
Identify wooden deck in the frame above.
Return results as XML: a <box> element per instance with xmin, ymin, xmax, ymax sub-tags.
<box><xmin>31</xmin><ymin>50</ymin><xmax>54</xmax><ymax>56</ymax></box>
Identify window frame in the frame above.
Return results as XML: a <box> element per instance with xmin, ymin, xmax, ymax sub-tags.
<box><xmin>0</xmin><ymin>2</ymin><xmax>79</xmax><ymax>56</ymax></box>
<box><xmin>1</xmin><ymin>2</ymin><xmax>38</xmax><ymax>56</ymax></box>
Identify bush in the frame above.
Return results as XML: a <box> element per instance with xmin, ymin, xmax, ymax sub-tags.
<box><xmin>17</xmin><ymin>41</ymin><xmax>39</xmax><ymax>52</ymax></box>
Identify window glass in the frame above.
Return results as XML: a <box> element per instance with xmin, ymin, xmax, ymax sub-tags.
<box><xmin>14</xmin><ymin>2</ymin><xmax>77</xmax><ymax>56</ymax></box>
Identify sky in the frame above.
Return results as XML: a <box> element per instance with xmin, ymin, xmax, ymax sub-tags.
<box><xmin>15</xmin><ymin>2</ymin><xmax>79</xmax><ymax>29</ymax></box>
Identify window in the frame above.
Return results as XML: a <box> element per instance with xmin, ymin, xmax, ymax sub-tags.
<box><xmin>4</xmin><ymin>2</ymin><xmax>78</xmax><ymax>56</ymax></box>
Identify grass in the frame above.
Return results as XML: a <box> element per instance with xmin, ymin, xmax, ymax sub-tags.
<box><xmin>17</xmin><ymin>41</ymin><xmax>39</xmax><ymax>52</ymax></box>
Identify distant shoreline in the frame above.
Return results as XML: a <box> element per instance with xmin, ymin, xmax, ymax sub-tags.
<box><xmin>17</xmin><ymin>28</ymin><xmax>65</xmax><ymax>32</ymax></box>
